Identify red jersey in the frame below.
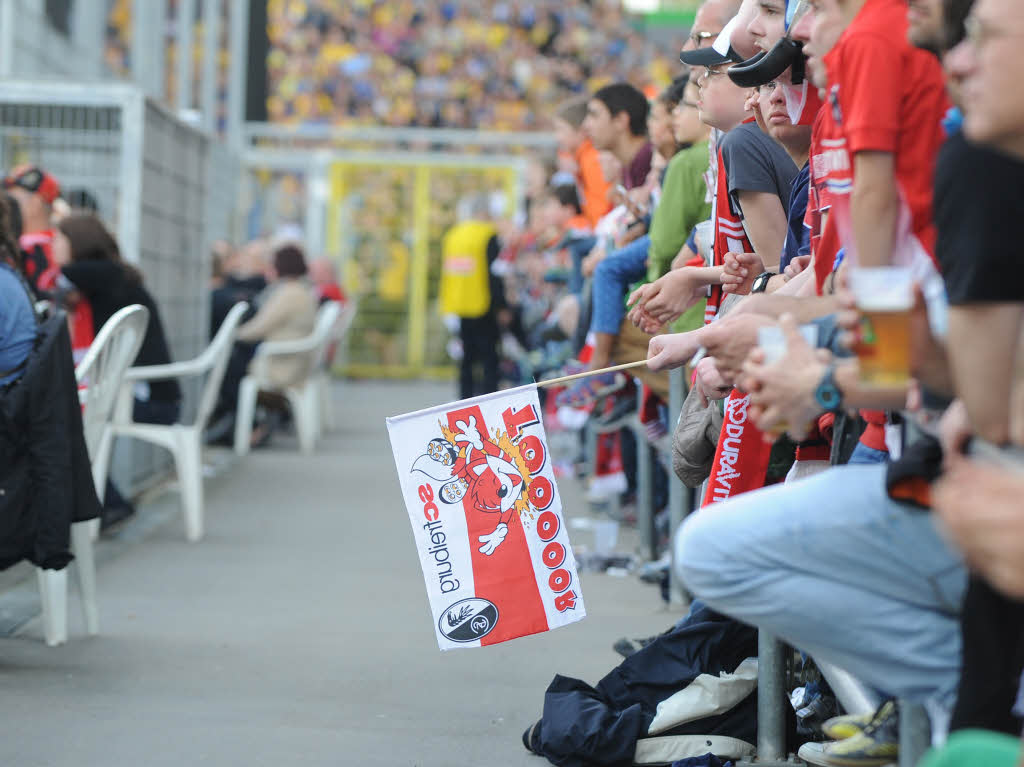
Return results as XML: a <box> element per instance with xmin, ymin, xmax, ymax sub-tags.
<box><xmin>809</xmin><ymin>0</ymin><xmax>947</xmax><ymax>291</ymax></box>
<box><xmin>19</xmin><ymin>230</ymin><xmax>60</xmax><ymax>292</ymax></box>
<box><xmin>708</xmin><ymin>133</ymin><xmax>755</xmax><ymax>324</ymax></box>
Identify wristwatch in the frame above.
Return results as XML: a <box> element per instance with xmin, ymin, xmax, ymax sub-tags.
<box><xmin>814</xmin><ymin>363</ymin><xmax>844</xmax><ymax>413</ymax></box>
<box><xmin>751</xmin><ymin>271</ymin><xmax>777</xmax><ymax>293</ymax></box>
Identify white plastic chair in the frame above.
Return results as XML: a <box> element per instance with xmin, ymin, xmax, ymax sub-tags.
<box><xmin>313</xmin><ymin>300</ymin><xmax>355</xmax><ymax>437</ymax></box>
<box><xmin>37</xmin><ymin>303</ymin><xmax>149</xmax><ymax>647</ymax></box>
<box><xmin>234</xmin><ymin>300</ymin><xmax>343</xmax><ymax>456</ymax></box>
<box><xmin>93</xmin><ymin>302</ymin><xmax>250</xmax><ymax>543</ymax></box>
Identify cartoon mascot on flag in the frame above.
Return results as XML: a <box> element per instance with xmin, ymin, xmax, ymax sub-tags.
<box><xmin>411</xmin><ymin>416</ymin><xmax>530</xmax><ymax>556</ymax></box>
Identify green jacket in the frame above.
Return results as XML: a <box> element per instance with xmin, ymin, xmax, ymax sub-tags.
<box><xmin>646</xmin><ymin>140</ymin><xmax>712</xmax><ymax>283</ymax></box>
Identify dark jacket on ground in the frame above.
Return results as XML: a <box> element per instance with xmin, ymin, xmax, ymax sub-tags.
<box><xmin>0</xmin><ymin>311</ymin><xmax>101</xmax><ymax>570</ymax></box>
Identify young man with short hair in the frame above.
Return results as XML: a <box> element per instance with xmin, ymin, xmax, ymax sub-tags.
<box><xmin>582</xmin><ymin>83</ymin><xmax>654</xmax><ymax>190</ymax></box>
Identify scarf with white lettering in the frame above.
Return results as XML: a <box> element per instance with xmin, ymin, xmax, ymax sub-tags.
<box><xmin>702</xmin><ymin>389</ymin><xmax>774</xmax><ymax>507</ymax></box>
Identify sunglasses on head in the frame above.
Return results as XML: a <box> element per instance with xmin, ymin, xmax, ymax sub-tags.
<box><xmin>4</xmin><ymin>168</ymin><xmax>44</xmax><ymax>194</ymax></box>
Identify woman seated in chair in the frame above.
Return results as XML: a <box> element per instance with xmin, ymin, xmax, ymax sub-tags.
<box><xmin>233</xmin><ymin>242</ymin><xmax>317</xmax><ymax>446</ymax></box>
<box><xmin>53</xmin><ymin>214</ymin><xmax>181</xmax><ymax>426</ymax></box>
<box><xmin>54</xmin><ymin>214</ymin><xmax>181</xmax><ymax>530</ymax></box>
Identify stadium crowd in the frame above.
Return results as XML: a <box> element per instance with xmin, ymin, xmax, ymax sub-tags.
<box><xmin>264</xmin><ymin>0</ymin><xmax>677</xmax><ymax>130</ymax></box>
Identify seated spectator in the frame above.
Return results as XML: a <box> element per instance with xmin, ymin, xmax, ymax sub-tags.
<box><xmin>308</xmin><ymin>256</ymin><xmax>347</xmax><ymax>305</ymax></box>
<box><xmin>54</xmin><ymin>214</ymin><xmax>182</xmax><ymax>530</ymax></box>
<box><xmin>54</xmin><ymin>214</ymin><xmax>181</xmax><ymax>426</ymax></box>
<box><xmin>232</xmin><ymin>243</ymin><xmax>318</xmax><ymax>446</ymax></box>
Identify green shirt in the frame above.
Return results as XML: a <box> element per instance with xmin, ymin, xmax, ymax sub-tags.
<box><xmin>646</xmin><ymin>140</ymin><xmax>712</xmax><ymax>283</ymax></box>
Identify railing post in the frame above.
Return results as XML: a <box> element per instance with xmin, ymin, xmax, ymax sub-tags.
<box><xmin>757</xmin><ymin>631</ymin><xmax>788</xmax><ymax>762</ymax></box>
<box><xmin>899</xmin><ymin>700</ymin><xmax>931</xmax><ymax>767</ymax></box>
<box><xmin>667</xmin><ymin>367</ymin><xmax>688</xmax><ymax>602</ymax></box>
<box><xmin>634</xmin><ymin>387</ymin><xmax>655</xmax><ymax>560</ymax></box>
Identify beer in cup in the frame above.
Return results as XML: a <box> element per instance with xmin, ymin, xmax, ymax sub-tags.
<box><xmin>849</xmin><ymin>266</ymin><xmax>913</xmax><ymax>387</ymax></box>
<box><xmin>756</xmin><ymin>324</ymin><xmax>819</xmax><ymax>435</ymax></box>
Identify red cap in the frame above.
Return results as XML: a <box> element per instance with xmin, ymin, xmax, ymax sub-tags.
<box><xmin>3</xmin><ymin>164</ymin><xmax>61</xmax><ymax>204</ymax></box>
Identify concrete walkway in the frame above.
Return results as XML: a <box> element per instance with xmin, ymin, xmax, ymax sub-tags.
<box><xmin>0</xmin><ymin>380</ymin><xmax>681</xmax><ymax>767</ymax></box>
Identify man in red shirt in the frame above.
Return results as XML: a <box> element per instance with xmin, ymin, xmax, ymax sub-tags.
<box><xmin>792</xmin><ymin>0</ymin><xmax>948</xmax><ymax>283</ymax></box>
<box><xmin>3</xmin><ymin>164</ymin><xmax>62</xmax><ymax>294</ymax></box>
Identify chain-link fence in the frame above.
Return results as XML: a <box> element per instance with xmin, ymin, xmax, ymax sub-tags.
<box><xmin>0</xmin><ymin>81</ymin><xmax>240</xmax><ymax>494</ymax></box>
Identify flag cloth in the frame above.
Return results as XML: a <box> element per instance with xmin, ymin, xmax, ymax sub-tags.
<box><xmin>387</xmin><ymin>385</ymin><xmax>586</xmax><ymax>651</ymax></box>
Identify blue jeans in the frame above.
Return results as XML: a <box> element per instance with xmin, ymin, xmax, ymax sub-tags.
<box><xmin>849</xmin><ymin>442</ymin><xmax>889</xmax><ymax>464</ymax></box>
<box><xmin>590</xmin><ymin>235</ymin><xmax>650</xmax><ymax>336</ymax></box>
<box><xmin>675</xmin><ymin>463</ymin><xmax>966</xmax><ymax>709</ymax></box>
<box><xmin>567</xmin><ymin>236</ymin><xmax>598</xmax><ymax>296</ymax></box>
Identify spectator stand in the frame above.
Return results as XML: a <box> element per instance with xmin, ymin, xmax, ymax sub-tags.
<box><xmin>241</xmin><ymin>123</ymin><xmax>551</xmax><ymax>381</ymax></box>
<box><xmin>0</xmin><ymin>80</ymin><xmax>241</xmax><ymax>497</ymax></box>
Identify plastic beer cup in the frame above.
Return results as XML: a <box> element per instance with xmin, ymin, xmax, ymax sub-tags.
<box><xmin>849</xmin><ymin>266</ymin><xmax>913</xmax><ymax>387</ymax></box>
<box><xmin>756</xmin><ymin>324</ymin><xmax>819</xmax><ymax>435</ymax></box>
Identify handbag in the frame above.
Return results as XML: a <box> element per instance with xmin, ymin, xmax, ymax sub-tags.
<box><xmin>671</xmin><ymin>383</ymin><xmax>724</xmax><ymax>488</ymax></box>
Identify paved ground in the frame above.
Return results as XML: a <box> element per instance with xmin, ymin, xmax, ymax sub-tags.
<box><xmin>0</xmin><ymin>380</ymin><xmax>682</xmax><ymax>767</ymax></box>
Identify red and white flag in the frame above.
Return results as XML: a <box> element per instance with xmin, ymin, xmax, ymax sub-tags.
<box><xmin>387</xmin><ymin>386</ymin><xmax>586</xmax><ymax>651</ymax></box>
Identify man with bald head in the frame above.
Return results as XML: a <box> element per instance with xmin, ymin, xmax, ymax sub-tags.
<box><xmin>685</xmin><ymin>0</ymin><xmax>744</xmax><ymax>51</ymax></box>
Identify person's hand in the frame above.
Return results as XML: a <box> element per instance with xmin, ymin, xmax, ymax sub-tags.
<box><xmin>740</xmin><ymin>314</ymin><xmax>831</xmax><ymax>440</ymax></box>
<box><xmin>783</xmin><ymin>255</ymin><xmax>811</xmax><ymax>281</ymax></box>
<box><xmin>933</xmin><ymin>459</ymin><xmax>1024</xmax><ymax>599</ymax></box>
<box><xmin>647</xmin><ymin>331</ymin><xmax>702</xmax><ymax>372</ymax></box>
<box><xmin>939</xmin><ymin>398</ymin><xmax>972</xmax><ymax>466</ymax></box>
<box><xmin>627</xmin><ymin>267</ymin><xmax>718</xmax><ymax>331</ymax></box>
<box><xmin>694</xmin><ymin>357</ymin><xmax>733</xmax><ymax>406</ymax></box>
<box><xmin>721</xmin><ymin>252</ymin><xmax>765</xmax><ymax>296</ymax></box>
<box><xmin>702</xmin><ymin>312</ymin><xmax>772</xmax><ymax>381</ymax></box>
<box><xmin>581</xmin><ymin>249</ymin><xmax>605</xmax><ymax>278</ymax></box>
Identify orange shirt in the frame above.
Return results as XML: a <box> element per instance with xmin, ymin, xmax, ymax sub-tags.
<box><xmin>575</xmin><ymin>138</ymin><xmax>612</xmax><ymax>228</ymax></box>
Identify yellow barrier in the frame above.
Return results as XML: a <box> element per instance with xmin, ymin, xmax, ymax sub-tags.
<box><xmin>326</xmin><ymin>158</ymin><xmax>517</xmax><ymax>379</ymax></box>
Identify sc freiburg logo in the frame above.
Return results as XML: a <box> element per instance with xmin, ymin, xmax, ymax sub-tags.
<box><xmin>439</xmin><ymin>598</ymin><xmax>498</xmax><ymax>642</ymax></box>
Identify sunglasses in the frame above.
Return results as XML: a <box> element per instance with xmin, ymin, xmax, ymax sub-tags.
<box><xmin>4</xmin><ymin>168</ymin><xmax>44</xmax><ymax>194</ymax></box>
<box><xmin>690</xmin><ymin>30</ymin><xmax>717</xmax><ymax>48</ymax></box>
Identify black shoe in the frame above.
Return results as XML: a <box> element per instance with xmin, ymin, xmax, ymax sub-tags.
<box><xmin>612</xmin><ymin>634</ymin><xmax>658</xmax><ymax>658</ymax></box>
<box><xmin>100</xmin><ymin>503</ymin><xmax>136</xmax><ymax>533</ymax></box>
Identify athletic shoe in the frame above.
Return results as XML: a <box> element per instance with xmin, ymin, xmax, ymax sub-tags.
<box><xmin>820</xmin><ymin>700</ymin><xmax>899</xmax><ymax>766</ymax></box>
<box><xmin>821</xmin><ymin>711</ymin><xmax>878</xmax><ymax>741</ymax></box>
<box><xmin>797</xmin><ymin>741</ymin><xmax>832</xmax><ymax>766</ymax></box>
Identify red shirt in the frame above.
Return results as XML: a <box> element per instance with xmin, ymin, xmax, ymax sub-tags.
<box><xmin>19</xmin><ymin>230</ymin><xmax>60</xmax><ymax>292</ymax></box>
<box><xmin>708</xmin><ymin>138</ymin><xmax>754</xmax><ymax>324</ymax></box>
<box><xmin>810</xmin><ymin>0</ymin><xmax>948</xmax><ymax>291</ymax></box>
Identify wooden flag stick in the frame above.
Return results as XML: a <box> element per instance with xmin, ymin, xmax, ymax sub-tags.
<box><xmin>537</xmin><ymin>359</ymin><xmax>650</xmax><ymax>388</ymax></box>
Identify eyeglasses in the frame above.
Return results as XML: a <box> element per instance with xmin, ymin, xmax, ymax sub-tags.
<box><xmin>702</xmin><ymin>66</ymin><xmax>730</xmax><ymax>81</ymax></box>
<box><xmin>758</xmin><ymin>81</ymin><xmax>781</xmax><ymax>95</ymax></box>
<box><xmin>690</xmin><ymin>30</ymin><xmax>717</xmax><ymax>49</ymax></box>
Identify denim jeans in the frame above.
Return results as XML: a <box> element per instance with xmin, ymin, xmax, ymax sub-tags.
<box><xmin>590</xmin><ymin>235</ymin><xmax>650</xmax><ymax>336</ymax></box>
<box><xmin>567</xmin><ymin>236</ymin><xmax>598</xmax><ymax>296</ymax></box>
<box><xmin>675</xmin><ymin>463</ymin><xmax>966</xmax><ymax>709</ymax></box>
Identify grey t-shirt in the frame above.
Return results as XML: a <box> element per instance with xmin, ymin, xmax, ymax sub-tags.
<box><xmin>720</xmin><ymin>121</ymin><xmax>799</xmax><ymax>219</ymax></box>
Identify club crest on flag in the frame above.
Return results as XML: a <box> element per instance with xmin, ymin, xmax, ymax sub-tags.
<box><xmin>387</xmin><ymin>385</ymin><xmax>586</xmax><ymax>650</ymax></box>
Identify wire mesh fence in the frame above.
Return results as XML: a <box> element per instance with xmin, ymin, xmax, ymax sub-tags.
<box><xmin>0</xmin><ymin>82</ymin><xmax>240</xmax><ymax>494</ymax></box>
